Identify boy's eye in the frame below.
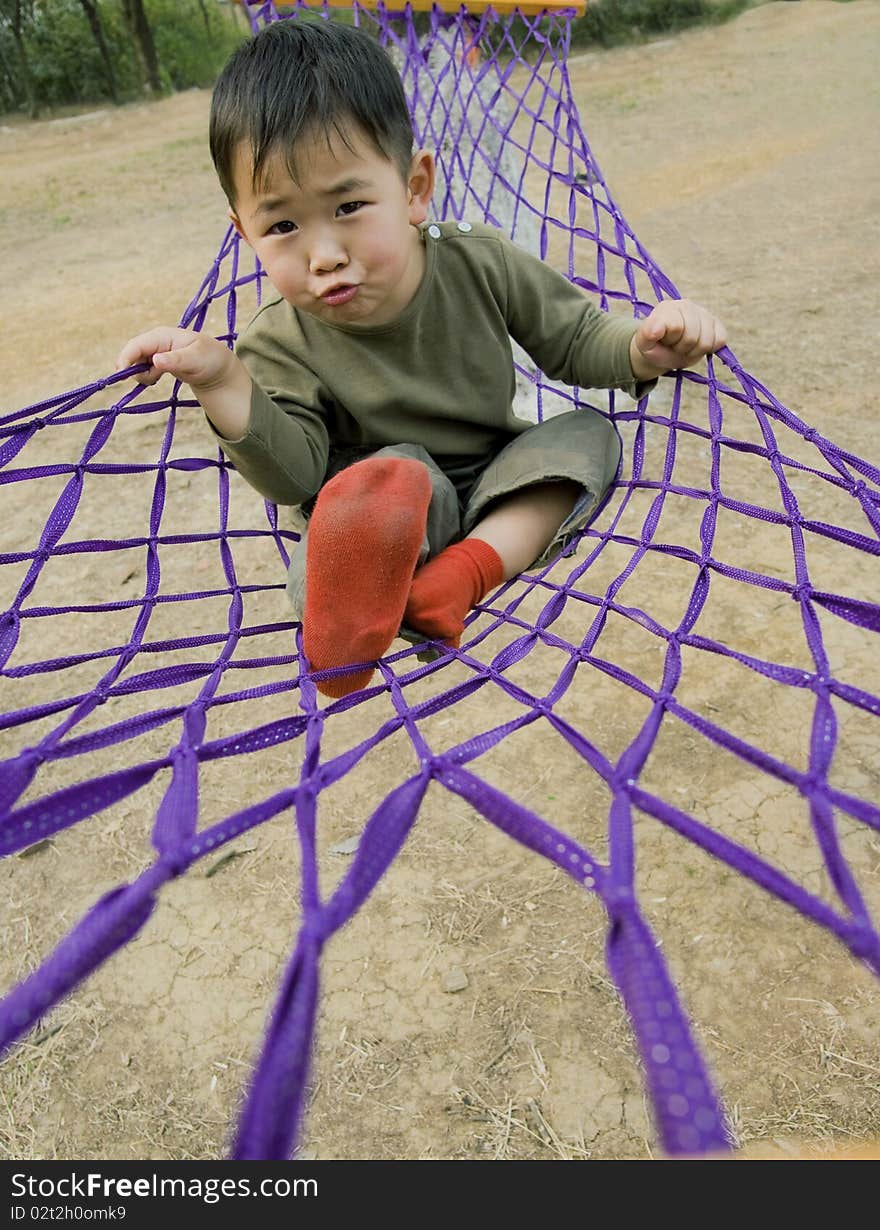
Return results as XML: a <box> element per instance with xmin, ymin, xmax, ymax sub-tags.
<box><xmin>337</xmin><ymin>201</ymin><xmax>364</xmax><ymax>217</ymax></box>
<box><xmin>268</xmin><ymin>219</ymin><xmax>297</xmax><ymax>235</ymax></box>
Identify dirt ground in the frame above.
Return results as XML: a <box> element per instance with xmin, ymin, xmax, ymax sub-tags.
<box><xmin>1</xmin><ymin>2</ymin><xmax>879</xmax><ymax>1162</ymax></box>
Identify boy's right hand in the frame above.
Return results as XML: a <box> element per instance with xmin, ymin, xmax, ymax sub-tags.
<box><xmin>116</xmin><ymin>327</ymin><xmax>254</xmax><ymax>440</ymax></box>
<box><xmin>116</xmin><ymin>327</ymin><xmax>236</xmax><ymax>391</ymax></box>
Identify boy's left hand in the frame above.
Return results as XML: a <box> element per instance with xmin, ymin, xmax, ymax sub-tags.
<box><xmin>629</xmin><ymin>299</ymin><xmax>727</xmax><ymax>381</ymax></box>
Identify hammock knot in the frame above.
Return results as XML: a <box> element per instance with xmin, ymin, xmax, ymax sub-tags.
<box><xmin>791</xmin><ymin>583</ymin><xmax>813</xmax><ymax>604</ymax></box>
<box><xmin>606</xmin><ymin>884</ymin><xmax>635</xmax><ymax>912</ymax></box>
<box><xmin>802</xmin><ymin>428</ymin><xmax>820</xmax><ymax>444</ymax></box>
<box><xmin>801</xmin><ymin>770</ymin><xmax>825</xmax><ymax>796</ymax></box>
<box><xmin>300</xmin><ymin>910</ymin><xmax>327</xmax><ymax>948</ymax></box>
<box><xmin>850</xmin><ymin>480</ymin><xmax>867</xmax><ymax>500</ymax></box>
<box><xmin>158</xmin><ymin>850</ymin><xmax>190</xmax><ymax>879</ymax></box>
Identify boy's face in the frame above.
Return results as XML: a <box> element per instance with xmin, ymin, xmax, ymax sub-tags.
<box><xmin>229</xmin><ymin>127</ymin><xmax>434</xmax><ymax>328</ymax></box>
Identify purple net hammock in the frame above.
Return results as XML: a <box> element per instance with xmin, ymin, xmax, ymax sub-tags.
<box><xmin>2</xmin><ymin>1</ymin><xmax>879</xmax><ymax>1160</ymax></box>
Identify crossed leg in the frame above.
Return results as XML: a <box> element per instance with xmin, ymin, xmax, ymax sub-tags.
<box><xmin>403</xmin><ymin>479</ymin><xmax>581</xmax><ymax>645</ymax></box>
<box><xmin>302</xmin><ymin>456</ymin><xmax>580</xmax><ymax>698</ymax></box>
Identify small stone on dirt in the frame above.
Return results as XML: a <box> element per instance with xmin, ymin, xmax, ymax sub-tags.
<box><xmin>443</xmin><ymin>967</ymin><xmax>469</xmax><ymax>993</ymax></box>
<box><xmin>330</xmin><ymin>835</ymin><xmax>360</xmax><ymax>855</ymax></box>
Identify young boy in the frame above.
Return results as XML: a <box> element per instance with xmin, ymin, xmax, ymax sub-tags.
<box><xmin>118</xmin><ymin>19</ymin><xmax>726</xmax><ymax>698</ymax></box>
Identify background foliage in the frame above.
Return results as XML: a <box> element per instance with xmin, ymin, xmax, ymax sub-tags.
<box><xmin>0</xmin><ymin>0</ymin><xmax>247</xmax><ymax>116</ymax></box>
<box><xmin>0</xmin><ymin>0</ymin><xmax>766</xmax><ymax>118</ymax></box>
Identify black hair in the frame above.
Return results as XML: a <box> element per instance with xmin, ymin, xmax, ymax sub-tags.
<box><xmin>209</xmin><ymin>18</ymin><xmax>415</xmax><ymax>205</ymax></box>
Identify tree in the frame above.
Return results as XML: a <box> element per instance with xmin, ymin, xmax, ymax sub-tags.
<box><xmin>122</xmin><ymin>0</ymin><xmax>161</xmax><ymax>95</ymax></box>
<box><xmin>0</xmin><ymin>30</ymin><xmax>18</xmax><ymax>111</ymax></box>
<box><xmin>0</xmin><ymin>0</ymin><xmax>37</xmax><ymax>116</ymax></box>
<box><xmin>195</xmin><ymin>0</ymin><xmax>213</xmax><ymax>35</ymax></box>
<box><xmin>76</xmin><ymin>0</ymin><xmax>119</xmax><ymax>104</ymax></box>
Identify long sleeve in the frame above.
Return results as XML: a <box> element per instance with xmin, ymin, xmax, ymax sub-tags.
<box><xmin>210</xmin><ymin>312</ymin><xmax>331</xmax><ymax>506</ymax></box>
<box><xmin>498</xmin><ymin>232</ymin><xmax>653</xmax><ymax>399</ymax></box>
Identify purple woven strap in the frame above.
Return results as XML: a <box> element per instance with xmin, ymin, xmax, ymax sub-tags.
<box><xmin>1</xmin><ymin>762</ymin><xmax>165</xmax><ymax>856</ymax></box>
<box><xmin>436</xmin><ymin>760</ymin><xmax>730</xmax><ymax>1155</ymax></box>
<box><xmin>0</xmin><ymin>872</ymin><xmax>161</xmax><ymax>1056</ymax></box>
<box><xmin>234</xmin><ymin>771</ymin><xmax>430</xmax><ymax>1159</ymax></box>
<box><xmin>606</xmin><ymin>899</ymin><xmax>728</xmax><ymax>1155</ymax></box>
<box><xmin>0</xmin><ymin>784</ymin><xmax>303</xmax><ymax>1057</ymax></box>
<box><xmin>232</xmin><ymin>937</ymin><xmax>320</xmax><ymax>1161</ymax></box>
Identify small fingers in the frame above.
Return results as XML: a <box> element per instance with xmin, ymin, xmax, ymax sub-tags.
<box><xmin>116</xmin><ymin>331</ymin><xmax>166</xmax><ymax>384</ymax></box>
<box><xmin>636</xmin><ymin>302</ymin><xmax>692</xmax><ymax>355</ymax></box>
<box><xmin>115</xmin><ymin>327</ymin><xmax>194</xmax><ymax>384</ymax></box>
<box><xmin>116</xmin><ymin>327</ymin><xmax>169</xmax><ymax>370</ymax></box>
<box><xmin>650</xmin><ymin>301</ymin><xmax>727</xmax><ymax>369</ymax></box>
<box><xmin>666</xmin><ymin>300</ymin><xmax>703</xmax><ymax>352</ymax></box>
<box><xmin>152</xmin><ymin>339</ymin><xmax>203</xmax><ymax>382</ymax></box>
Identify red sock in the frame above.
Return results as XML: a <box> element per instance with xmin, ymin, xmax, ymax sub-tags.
<box><xmin>303</xmin><ymin>457</ymin><xmax>431</xmax><ymax>697</ymax></box>
<box><xmin>403</xmin><ymin>538</ymin><xmax>504</xmax><ymax>648</ymax></box>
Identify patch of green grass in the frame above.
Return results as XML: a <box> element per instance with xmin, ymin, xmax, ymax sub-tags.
<box><xmin>570</xmin><ymin>0</ymin><xmax>757</xmax><ymax>51</ymax></box>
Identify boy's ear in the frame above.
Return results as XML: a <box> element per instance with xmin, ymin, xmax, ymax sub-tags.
<box><xmin>406</xmin><ymin>149</ymin><xmax>435</xmax><ymax>226</ymax></box>
<box><xmin>229</xmin><ymin>210</ymin><xmax>250</xmax><ymax>245</ymax></box>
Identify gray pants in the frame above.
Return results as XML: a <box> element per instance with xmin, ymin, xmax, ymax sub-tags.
<box><xmin>286</xmin><ymin>407</ymin><xmax>620</xmax><ymax>624</ymax></box>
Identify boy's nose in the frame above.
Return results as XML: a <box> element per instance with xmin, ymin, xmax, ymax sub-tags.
<box><xmin>309</xmin><ymin>240</ymin><xmax>348</xmax><ymax>275</ymax></box>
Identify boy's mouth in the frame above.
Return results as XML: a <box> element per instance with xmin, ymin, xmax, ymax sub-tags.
<box><xmin>320</xmin><ymin>284</ymin><xmax>358</xmax><ymax>307</ymax></box>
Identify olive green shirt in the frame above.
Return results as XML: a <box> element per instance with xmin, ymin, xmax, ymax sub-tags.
<box><xmin>219</xmin><ymin>221</ymin><xmax>645</xmax><ymax>506</ymax></box>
